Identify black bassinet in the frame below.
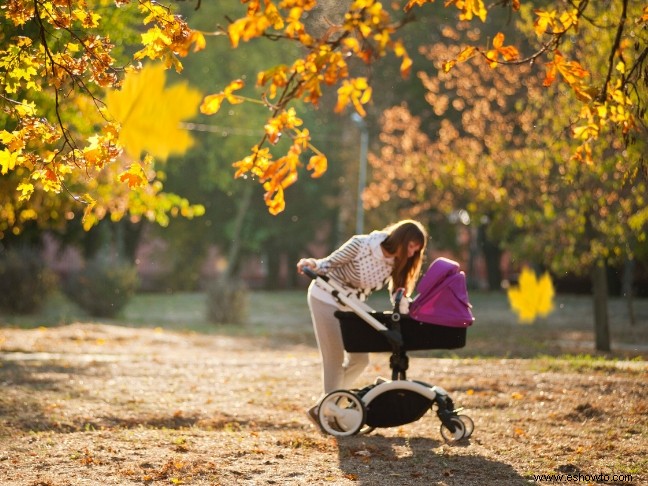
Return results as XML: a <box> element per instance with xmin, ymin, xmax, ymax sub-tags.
<box><xmin>334</xmin><ymin>310</ymin><xmax>466</xmax><ymax>353</ymax></box>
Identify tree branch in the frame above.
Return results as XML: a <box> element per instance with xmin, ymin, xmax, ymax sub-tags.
<box><xmin>598</xmin><ymin>0</ymin><xmax>628</xmax><ymax>102</ymax></box>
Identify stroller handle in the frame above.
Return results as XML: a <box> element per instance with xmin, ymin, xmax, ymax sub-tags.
<box><xmin>392</xmin><ymin>287</ymin><xmax>405</xmax><ymax>321</ymax></box>
<box><xmin>302</xmin><ymin>266</ymin><xmax>328</xmax><ymax>281</ymax></box>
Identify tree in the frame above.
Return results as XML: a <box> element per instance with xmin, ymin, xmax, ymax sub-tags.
<box><xmin>199</xmin><ymin>0</ymin><xmax>647</xmax><ymax>215</ymax></box>
<box><xmin>364</xmin><ymin>5</ymin><xmax>647</xmax><ymax>351</ymax></box>
<box><xmin>1</xmin><ymin>1</ymin><xmax>205</xmax><ymax>240</ymax></box>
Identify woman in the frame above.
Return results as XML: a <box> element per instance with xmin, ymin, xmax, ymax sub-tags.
<box><xmin>296</xmin><ymin>219</ymin><xmax>428</xmax><ymax>425</ymax></box>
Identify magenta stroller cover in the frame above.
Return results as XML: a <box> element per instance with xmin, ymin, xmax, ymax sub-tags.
<box><xmin>408</xmin><ymin>257</ymin><xmax>475</xmax><ymax>328</ymax></box>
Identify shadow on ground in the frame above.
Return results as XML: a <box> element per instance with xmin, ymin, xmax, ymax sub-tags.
<box><xmin>335</xmin><ymin>434</ymin><xmax>527</xmax><ymax>485</ymax></box>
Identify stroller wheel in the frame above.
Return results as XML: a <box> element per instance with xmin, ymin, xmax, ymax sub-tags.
<box><xmin>440</xmin><ymin>416</ymin><xmax>465</xmax><ymax>443</ymax></box>
<box><xmin>457</xmin><ymin>415</ymin><xmax>474</xmax><ymax>439</ymax></box>
<box><xmin>318</xmin><ymin>390</ymin><xmax>366</xmax><ymax>437</ymax></box>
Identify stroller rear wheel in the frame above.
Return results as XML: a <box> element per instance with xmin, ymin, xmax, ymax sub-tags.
<box><xmin>318</xmin><ymin>390</ymin><xmax>366</xmax><ymax>437</ymax></box>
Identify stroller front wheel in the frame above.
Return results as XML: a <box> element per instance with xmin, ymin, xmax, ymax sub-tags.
<box><xmin>440</xmin><ymin>416</ymin><xmax>466</xmax><ymax>443</ymax></box>
<box><xmin>318</xmin><ymin>390</ymin><xmax>366</xmax><ymax>437</ymax></box>
<box><xmin>457</xmin><ymin>414</ymin><xmax>474</xmax><ymax>439</ymax></box>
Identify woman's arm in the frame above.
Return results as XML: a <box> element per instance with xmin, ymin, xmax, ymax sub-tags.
<box><xmin>312</xmin><ymin>236</ymin><xmax>363</xmax><ymax>274</ymax></box>
<box><xmin>296</xmin><ymin>236</ymin><xmax>363</xmax><ymax>275</ymax></box>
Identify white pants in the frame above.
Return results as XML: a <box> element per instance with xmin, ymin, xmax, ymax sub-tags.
<box><xmin>308</xmin><ymin>284</ymin><xmax>369</xmax><ymax>395</ymax></box>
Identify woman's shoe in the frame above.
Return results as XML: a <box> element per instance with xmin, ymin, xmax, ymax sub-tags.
<box><xmin>306</xmin><ymin>405</ymin><xmax>321</xmax><ymax>431</ymax></box>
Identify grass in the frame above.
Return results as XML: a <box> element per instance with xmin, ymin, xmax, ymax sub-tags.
<box><xmin>1</xmin><ymin>288</ymin><xmax>647</xmax><ymax>359</ymax></box>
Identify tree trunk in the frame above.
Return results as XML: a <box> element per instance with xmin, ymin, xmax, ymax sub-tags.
<box><xmin>224</xmin><ymin>182</ymin><xmax>253</xmax><ymax>280</ymax></box>
<box><xmin>478</xmin><ymin>223</ymin><xmax>502</xmax><ymax>291</ymax></box>
<box><xmin>622</xmin><ymin>258</ymin><xmax>636</xmax><ymax>326</ymax></box>
<box><xmin>591</xmin><ymin>261</ymin><xmax>611</xmax><ymax>352</ymax></box>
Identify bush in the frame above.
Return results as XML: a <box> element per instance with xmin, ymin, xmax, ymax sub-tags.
<box><xmin>206</xmin><ymin>276</ymin><xmax>248</xmax><ymax>324</ymax></box>
<box><xmin>0</xmin><ymin>246</ymin><xmax>56</xmax><ymax>314</ymax></box>
<box><xmin>64</xmin><ymin>256</ymin><xmax>139</xmax><ymax>318</ymax></box>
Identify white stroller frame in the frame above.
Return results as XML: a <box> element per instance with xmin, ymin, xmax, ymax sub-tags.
<box><xmin>303</xmin><ymin>268</ymin><xmax>473</xmax><ymax>442</ymax></box>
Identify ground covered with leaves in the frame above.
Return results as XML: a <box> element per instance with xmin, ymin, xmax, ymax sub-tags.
<box><xmin>0</xmin><ymin>322</ymin><xmax>646</xmax><ymax>485</ymax></box>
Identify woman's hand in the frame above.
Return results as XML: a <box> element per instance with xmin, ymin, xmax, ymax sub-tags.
<box><xmin>398</xmin><ymin>297</ymin><xmax>410</xmax><ymax>314</ymax></box>
<box><xmin>296</xmin><ymin>258</ymin><xmax>317</xmax><ymax>274</ymax></box>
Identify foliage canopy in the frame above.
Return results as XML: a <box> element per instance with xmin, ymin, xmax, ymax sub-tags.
<box><xmin>0</xmin><ymin>0</ymin><xmax>646</xmax><ymax>235</ymax></box>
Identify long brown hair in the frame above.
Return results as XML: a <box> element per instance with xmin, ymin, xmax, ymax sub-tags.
<box><xmin>380</xmin><ymin>220</ymin><xmax>428</xmax><ymax>295</ymax></box>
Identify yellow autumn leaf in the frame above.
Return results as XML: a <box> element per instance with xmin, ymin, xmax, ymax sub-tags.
<box><xmin>447</xmin><ymin>0</ymin><xmax>487</xmax><ymax>22</ymax></box>
<box><xmin>534</xmin><ymin>9</ymin><xmax>557</xmax><ymax>36</ymax></box>
<box><xmin>335</xmin><ymin>78</ymin><xmax>372</xmax><ymax>116</ymax></box>
<box><xmin>0</xmin><ymin>149</ymin><xmax>20</xmax><ymax>175</ymax></box>
<box><xmin>536</xmin><ymin>272</ymin><xmax>555</xmax><ymax>318</ymax></box>
<box><xmin>82</xmin><ymin>193</ymin><xmax>98</xmax><ymax>231</ymax></box>
<box><xmin>507</xmin><ymin>266</ymin><xmax>555</xmax><ymax>324</ymax></box>
<box><xmin>457</xmin><ymin>46</ymin><xmax>476</xmax><ymax>62</ymax></box>
<box><xmin>200</xmin><ymin>79</ymin><xmax>245</xmax><ymax>115</ymax></box>
<box><xmin>105</xmin><ymin>63</ymin><xmax>202</xmax><ymax>161</ymax></box>
<box><xmin>16</xmin><ymin>181</ymin><xmax>34</xmax><ymax>200</ymax></box>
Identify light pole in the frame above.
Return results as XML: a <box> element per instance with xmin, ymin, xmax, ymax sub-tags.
<box><xmin>351</xmin><ymin>113</ymin><xmax>368</xmax><ymax>235</ymax></box>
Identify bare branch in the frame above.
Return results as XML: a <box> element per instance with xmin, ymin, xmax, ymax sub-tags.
<box><xmin>599</xmin><ymin>0</ymin><xmax>628</xmax><ymax>102</ymax></box>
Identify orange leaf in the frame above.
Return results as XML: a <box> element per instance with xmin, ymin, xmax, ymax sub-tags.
<box><xmin>492</xmin><ymin>32</ymin><xmax>505</xmax><ymax>49</ymax></box>
<box><xmin>486</xmin><ymin>33</ymin><xmax>518</xmax><ymax>67</ymax></box>
<box><xmin>264</xmin><ymin>185</ymin><xmax>286</xmax><ymax>215</ymax></box>
<box><xmin>457</xmin><ymin>46</ymin><xmax>476</xmax><ymax>62</ymax></box>
<box><xmin>119</xmin><ymin>164</ymin><xmax>147</xmax><ymax>188</ymax></box>
<box><xmin>545</xmin><ymin>51</ymin><xmax>589</xmax><ymax>88</ymax></box>
<box><xmin>443</xmin><ymin>59</ymin><xmax>456</xmax><ymax>73</ymax></box>
<box><xmin>400</xmin><ymin>54</ymin><xmax>413</xmax><ymax>79</ymax></box>
<box><xmin>543</xmin><ymin>63</ymin><xmax>557</xmax><ymax>87</ymax></box>
<box><xmin>499</xmin><ymin>45</ymin><xmax>519</xmax><ymax>61</ymax></box>
<box><xmin>307</xmin><ymin>154</ymin><xmax>327</xmax><ymax>178</ymax></box>
<box><xmin>404</xmin><ymin>0</ymin><xmax>431</xmax><ymax>12</ymax></box>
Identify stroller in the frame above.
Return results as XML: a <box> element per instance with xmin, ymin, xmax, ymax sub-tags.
<box><xmin>303</xmin><ymin>257</ymin><xmax>475</xmax><ymax>442</ymax></box>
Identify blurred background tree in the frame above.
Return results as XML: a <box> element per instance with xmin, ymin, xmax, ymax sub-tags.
<box><xmin>364</xmin><ymin>3</ymin><xmax>648</xmax><ymax>350</ymax></box>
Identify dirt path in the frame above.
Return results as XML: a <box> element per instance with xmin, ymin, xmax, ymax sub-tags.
<box><xmin>0</xmin><ymin>323</ymin><xmax>646</xmax><ymax>485</ymax></box>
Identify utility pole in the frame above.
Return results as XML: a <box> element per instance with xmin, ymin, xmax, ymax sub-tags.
<box><xmin>351</xmin><ymin>113</ymin><xmax>368</xmax><ymax>235</ymax></box>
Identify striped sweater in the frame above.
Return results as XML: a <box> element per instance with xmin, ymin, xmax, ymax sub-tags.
<box><xmin>311</xmin><ymin>230</ymin><xmax>394</xmax><ymax>303</ymax></box>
